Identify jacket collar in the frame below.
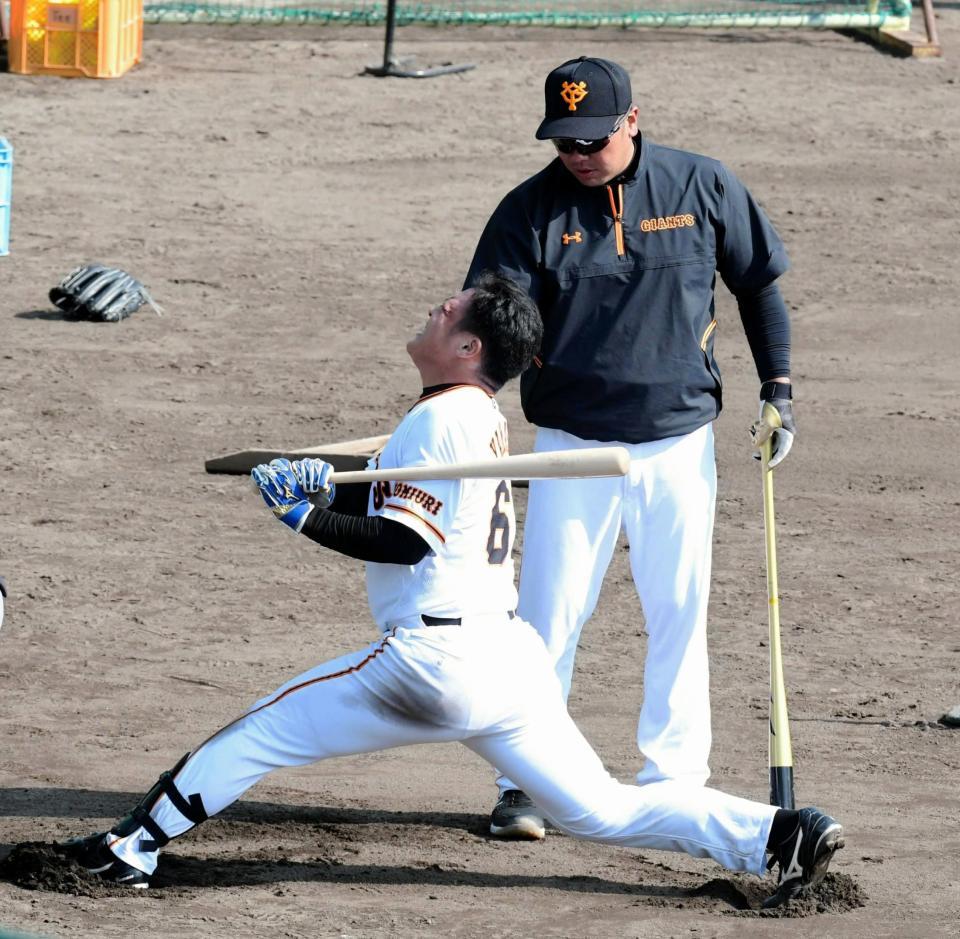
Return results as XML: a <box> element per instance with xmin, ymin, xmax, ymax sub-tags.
<box><xmin>613</xmin><ymin>135</ymin><xmax>643</xmax><ymax>185</ymax></box>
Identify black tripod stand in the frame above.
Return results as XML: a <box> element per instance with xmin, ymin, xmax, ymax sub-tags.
<box><xmin>364</xmin><ymin>0</ymin><xmax>475</xmax><ymax>78</ymax></box>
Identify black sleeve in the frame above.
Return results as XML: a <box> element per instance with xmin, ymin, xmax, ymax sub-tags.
<box><xmin>715</xmin><ymin>163</ymin><xmax>790</xmax><ymax>295</ymax></box>
<box><xmin>464</xmin><ymin>192</ymin><xmax>543</xmax><ymax>304</ymax></box>
<box><xmin>736</xmin><ymin>280</ymin><xmax>791</xmax><ymax>382</ymax></box>
<box><xmin>300</xmin><ymin>507</ymin><xmax>430</xmax><ymax>565</ymax></box>
<box><xmin>328</xmin><ymin>481</ymin><xmax>373</xmax><ymax>516</ymax></box>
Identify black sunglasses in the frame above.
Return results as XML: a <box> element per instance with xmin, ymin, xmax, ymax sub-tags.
<box><xmin>552</xmin><ymin>113</ymin><xmax>629</xmax><ymax>156</ymax></box>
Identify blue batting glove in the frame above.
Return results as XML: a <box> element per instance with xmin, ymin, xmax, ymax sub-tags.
<box><xmin>251</xmin><ymin>458</ymin><xmax>314</xmax><ymax>533</ymax></box>
<box><xmin>291</xmin><ymin>458</ymin><xmax>336</xmax><ymax>509</ymax></box>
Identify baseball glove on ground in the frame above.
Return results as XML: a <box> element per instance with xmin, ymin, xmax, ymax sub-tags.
<box><xmin>49</xmin><ymin>264</ymin><xmax>162</xmax><ymax>322</ymax></box>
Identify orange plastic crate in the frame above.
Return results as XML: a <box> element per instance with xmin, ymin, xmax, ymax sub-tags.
<box><xmin>9</xmin><ymin>0</ymin><xmax>142</xmax><ymax>78</ymax></box>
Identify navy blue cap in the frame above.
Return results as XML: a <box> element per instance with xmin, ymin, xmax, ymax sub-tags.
<box><xmin>536</xmin><ymin>57</ymin><xmax>633</xmax><ymax>141</ymax></box>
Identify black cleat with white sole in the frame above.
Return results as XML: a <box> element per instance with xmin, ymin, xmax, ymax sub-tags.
<box><xmin>763</xmin><ymin>806</ymin><xmax>844</xmax><ymax>908</ymax></box>
<box><xmin>489</xmin><ymin>789</ymin><xmax>546</xmax><ymax>840</ymax></box>
<box><xmin>62</xmin><ymin>832</ymin><xmax>149</xmax><ymax>889</ymax></box>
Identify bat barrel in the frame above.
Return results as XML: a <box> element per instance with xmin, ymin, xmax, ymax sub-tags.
<box><xmin>329</xmin><ymin>446</ymin><xmax>631</xmax><ymax>484</ymax></box>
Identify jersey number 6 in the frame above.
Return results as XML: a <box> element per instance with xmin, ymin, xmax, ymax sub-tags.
<box><xmin>486</xmin><ymin>481</ymin><xmax>511</xmax><ymax>565</ymax></box>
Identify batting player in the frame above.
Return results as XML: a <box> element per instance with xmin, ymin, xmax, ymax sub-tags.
<box><xmin>62</xmin><ymin>273</ymin><xmax>840</xmax><ymax>907</ymax></box>
<box><xmin>465</xmin><ymin>57</ymin><xmax>797</xmax><ymax>839</ymax></box>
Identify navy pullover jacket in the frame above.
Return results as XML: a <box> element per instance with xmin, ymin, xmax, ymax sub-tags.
<box><xmin>466</xmin><ymin>137</ymin><xmax>790</xmax><ymax>444</ymax></box>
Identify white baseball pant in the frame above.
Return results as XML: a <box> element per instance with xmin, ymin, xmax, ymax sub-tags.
<box><xmin>503</xmin><ymin>423</ymin><xmax>716</xmax><ymax>793</ymax></box>
<box><xmin>106</xmin><ymin>614</ymin><xmax>773</xmax><ymax>878</ymax></box>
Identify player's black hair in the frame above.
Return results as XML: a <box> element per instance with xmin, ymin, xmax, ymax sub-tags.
<box><xmin>461</xmin><ymin>271</ymin><xmax>543</xmax><ymax>389</ymax></box>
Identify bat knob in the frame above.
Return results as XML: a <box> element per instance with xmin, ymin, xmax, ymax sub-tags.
<box><xmin>750</xmin><ymin>401</ymin><xmax>783</xmax><ymax>447</ymax></box>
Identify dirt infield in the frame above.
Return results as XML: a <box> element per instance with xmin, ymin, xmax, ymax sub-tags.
<box><xmin>1</xmin><ymin>15</ymin><xmax>958</xmax><ymax>938</ymax></box>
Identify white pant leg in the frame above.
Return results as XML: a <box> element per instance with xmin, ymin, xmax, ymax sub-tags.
<box><xmin>624</xmin><ymin>424</ymin><xmax>717</xmax><ymax>786</ymax></box>
<box><xmin>501</xmin><ymin>428</ymin><xmax>624</xmax><ymax>794</ymax></box>
<box><xmin>466</xmin><ymin>680</ymin><xmax>773</xmax><ymax>876</ymax></box>
<box><xmin>516</xmin><ymin>428</ymin><xmax>624</xmax><ymax>694</ymax></box>
<box><xmin>109</xmin><ymin>633</ymin><xmax>463</xmax><ymax>875</ymax></box>
<box><xmin>0</xmin><ymin>593</ymin><xmax>4</xmax><ymax>631</ymax></box>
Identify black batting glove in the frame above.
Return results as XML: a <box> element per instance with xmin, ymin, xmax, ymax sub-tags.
<box><xmin>754</xmin><ymin>381</ymin><xmax>796</xmax><ymax>469</ymax></box>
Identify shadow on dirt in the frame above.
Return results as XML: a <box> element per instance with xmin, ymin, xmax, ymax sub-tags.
<box><xmin>0</xmin><ymin>787</ymin><xmax>867</xmax><ymax>918</ymax></box>
<box><xmin>0</xmin><ymin>786</ymin><xmax>488</xmax><ymax>834</ymax></box>
<box><xmin>0</xmin><ymin>841</ymin><xmax>865</xmax><ymax>917</ymax></box>
<box><xmin>14</xmin><ymin>310</ymin><xmax>70</xmax><ymax>321</ymax></box>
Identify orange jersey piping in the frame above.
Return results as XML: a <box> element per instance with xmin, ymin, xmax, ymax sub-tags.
<box><xmin>383</xmin><ymin>502</ymin><xmax>446</xmax><ymax>543</ymax></box>
<box><xmin>174</xmin><ymin>632</ymin><xmax>398</xmax><ymax>778</ymax></box>
<box><xmin>700</xmin><ymin>319</ymin><xmax>718</xmax><ymax>351</ymax></box>
<box><xmin>413</xmin><ymin>383</ymin><xmax>494</xmax><ymax>410</ymax></box>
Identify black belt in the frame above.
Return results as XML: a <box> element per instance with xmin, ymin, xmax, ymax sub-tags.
<box><xmin>421</xmin><ymin>612</ymin><xmax>515</xmax><ymax>627</ymax></box>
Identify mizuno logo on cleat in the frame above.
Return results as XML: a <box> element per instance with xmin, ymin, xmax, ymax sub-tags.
<box><xmin>781</xmin><ymin>829</ymin><xmax>804</xmax><ymax>883</ymax></box>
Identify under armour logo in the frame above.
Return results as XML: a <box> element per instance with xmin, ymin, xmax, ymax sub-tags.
<box><xmin>562</xmin><ymin>231</ymin><xmax>582</xmax><ymax>245</ymax></box>
<box><xmin>561</xmin><ymin>81</ymin><xmax>588</xmax><ymax>112</ymax></box>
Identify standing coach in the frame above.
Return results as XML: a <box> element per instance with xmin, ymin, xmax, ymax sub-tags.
<box><xmin>465</xmin><ymin>56</ymin><xmax>797</xmax><ymax>839</ymax></box>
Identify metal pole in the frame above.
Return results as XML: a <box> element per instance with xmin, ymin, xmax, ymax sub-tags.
<box><xmin>920</xmin><ymin>0</ymin><xmax>939</xmax><ymax>47</ymax></box>
<box><xmin>380</xmin><ymin>0</ymin><xmax>398</xmax><ymax>72</ymax></box>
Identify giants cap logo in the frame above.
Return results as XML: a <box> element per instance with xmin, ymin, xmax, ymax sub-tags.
<box><xmin>560</xmin><ymin>80</ymin><xmax>588</xmax><ymax>112</ymax></box>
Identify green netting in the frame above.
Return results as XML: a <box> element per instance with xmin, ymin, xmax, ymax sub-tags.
<box><xmin>143</xmin><ymin>0</ymin><xmax>912</xmax><ymax>28</ymax></box>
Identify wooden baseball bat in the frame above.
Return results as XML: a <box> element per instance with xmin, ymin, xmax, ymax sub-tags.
<box><xmin>752</xmin><ymin>402</ymin><xmax>795</xmax><ymax>810</ymax></box>
<box><xmin>328</xmin><ymin>446</ymin><xmax>631</xmax><ymax>484</ymax></box>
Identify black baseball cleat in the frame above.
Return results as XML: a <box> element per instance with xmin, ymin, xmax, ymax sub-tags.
<box><xmin>489</xmin><ymin>789</ymin><xmax>546</xmax><ymax>840</ymax></box>
<box><xmin>62</xmin><ymin>832</ymin><xmax>149</xmax><ymax>889</ymax></box>
<box><xmin>763</xmin><ymin>807</ymin><xmax>844</xmax><ymax>908</ymax></box>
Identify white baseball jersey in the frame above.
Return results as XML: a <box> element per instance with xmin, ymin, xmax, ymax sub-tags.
<box><xmin>365</xmin><ymin>384</ymin><xmax>517</xmax><ymax>630</ymax></box>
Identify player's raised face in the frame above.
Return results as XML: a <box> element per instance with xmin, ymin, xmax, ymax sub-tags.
<box><xmin>555</xmin><ymin>106</ymin><xmax>639</xmax><ymax>188</ymax></box>
<box><xmin>407</xmin><ymin>288</ymin><xmax>479</xmax><ymax>378</ymax></box>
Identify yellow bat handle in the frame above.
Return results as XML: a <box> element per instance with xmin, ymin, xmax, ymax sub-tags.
<box><xmin>759</xmin><ymin>401</ymin><xmax>795</xmax><ymax>810</ymax></box>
